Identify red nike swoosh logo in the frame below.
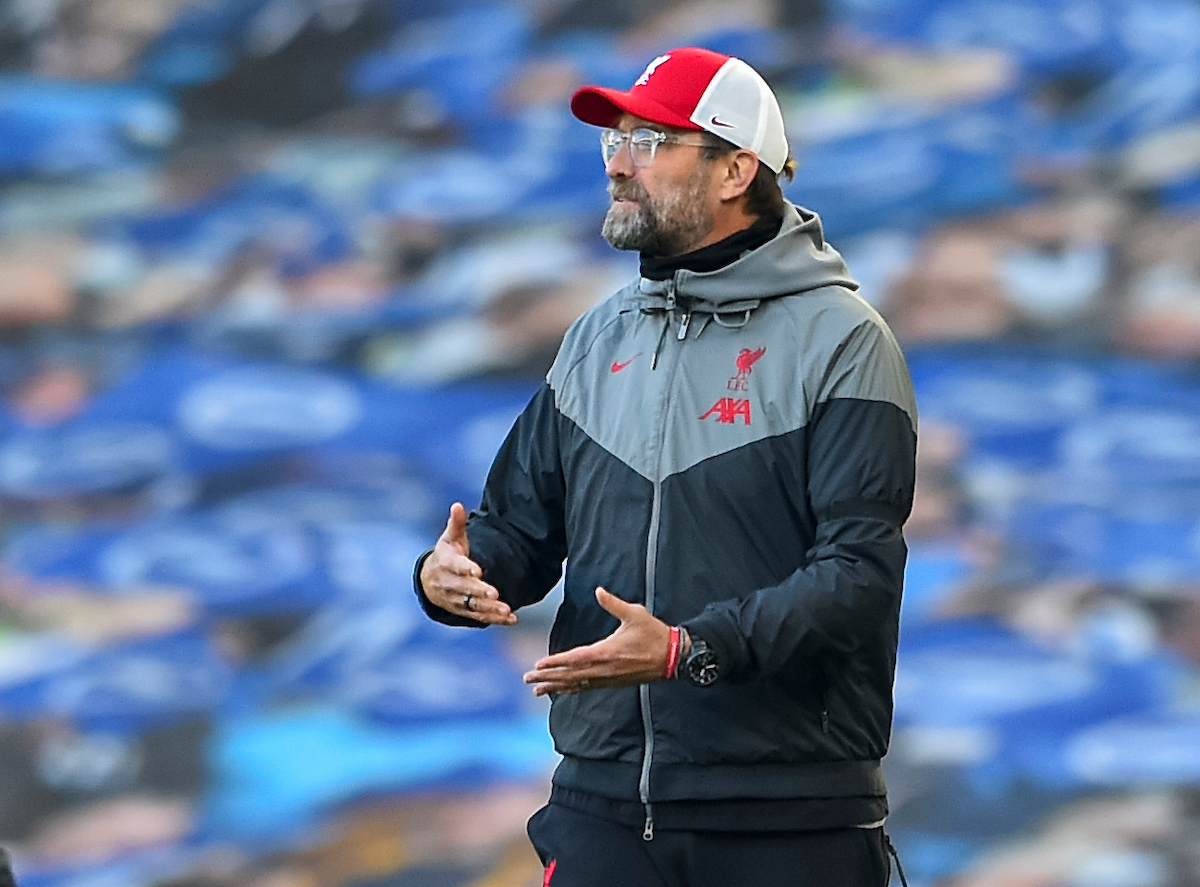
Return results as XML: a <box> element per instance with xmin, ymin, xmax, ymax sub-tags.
<box><xmin>610</xmin><ymin>355</ymin><xmax>641</xmax><ymax>373</ymax></box>
<box><xmin>710</xmin><ymin>115</ymin><xmax>735</xmax><ymax>128</ymax></box>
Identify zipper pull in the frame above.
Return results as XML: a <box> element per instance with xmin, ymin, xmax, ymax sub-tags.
<box><xmin>642</xmin><ymin>810</ymin><xmax>655</xmax><ymax>841</ymax></box>
<box><xmin>677</xmin><ymin>312</ymin><xmax>691</xmax><ymax>341</ymax></box>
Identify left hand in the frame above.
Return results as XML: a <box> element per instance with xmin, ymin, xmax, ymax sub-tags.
<box><xmin>523</xmin><ymin>587</ymin><xmax>671</xmax><ymax>696</ymax></box>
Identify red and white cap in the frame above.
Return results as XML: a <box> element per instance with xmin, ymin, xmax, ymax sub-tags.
<box><xmin>570</xmin><ymin>46</ymin><xmax>789</xmax><ymax>175</ymax></box>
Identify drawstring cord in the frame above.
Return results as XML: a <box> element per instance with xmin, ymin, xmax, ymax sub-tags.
<box><xmin>712</xmin><ymin>308</ymin><xmax>753</xmax><ymax>329</ymax></box>
<box><xmin>885</xmin><ymin>833</ymin><xmax>910</xmax><ymax>887</ymax></box>
<box><xmin>650</xmin><ymin>312</ymin><xmax>670</xmax><ymax>370</ymax></box>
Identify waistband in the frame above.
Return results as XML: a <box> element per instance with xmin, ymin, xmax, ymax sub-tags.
<box><xmin>552</xmin><ymin>756</ymin><xmax>886</xmax><ymax>802</ymax></box>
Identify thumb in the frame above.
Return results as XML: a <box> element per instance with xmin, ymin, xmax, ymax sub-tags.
<box><xmin>596</xmin><ymin>587</ymin><xmax>637</xmax><ymax>621</ymax></box>
<box><xmin>444</xmin><ymin>502</ymin><xmax>470</xmax><ymax>553</ymax></box>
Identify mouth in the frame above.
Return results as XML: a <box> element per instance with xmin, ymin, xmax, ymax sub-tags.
<box><xmin>608</xmin><ymin>186</ymin><xmax>643</xmax><ymax>205</ymax></box>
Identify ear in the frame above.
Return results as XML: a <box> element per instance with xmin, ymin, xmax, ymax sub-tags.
<box><xmin>717</xmin><ymin>150</ymin><xmax>760</xmax><ymax>202</ymax></box>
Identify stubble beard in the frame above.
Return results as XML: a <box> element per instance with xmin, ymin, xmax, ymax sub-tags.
<box><xmin>601</xmin><ymin>168</ymin><xmax>714</xmax><ymax>256</ymax></box>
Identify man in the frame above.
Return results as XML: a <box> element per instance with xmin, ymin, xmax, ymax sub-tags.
<box><xmin>414</xmin><ymin>46</ymin><xmax>916</xmax><ymax>887</ymax></box>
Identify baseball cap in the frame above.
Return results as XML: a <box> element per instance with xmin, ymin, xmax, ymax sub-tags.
<box><xmin>570</xmin><ymin>46</ymin><xmax>790</xmax><ymax>175</ymax></box>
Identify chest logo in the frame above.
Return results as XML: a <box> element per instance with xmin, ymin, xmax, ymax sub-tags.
<box><xmin>610</xmin><ymin>353</ymin><xmax>641</xmax><ymax>373</ymax></box>
<box><xmin>727</xmin><ymin>347</ymin><xmax>765</xmax><ymax>391</ymax></box>
<box><xmin>700</xmin><ymin>397</ymin><xmax>752</xmax><ymax>425</ymax></box>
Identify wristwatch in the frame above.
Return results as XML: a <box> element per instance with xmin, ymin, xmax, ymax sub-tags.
<box><xmin>681</xmin><ymin>633</ymin><xmax>721</xmax><ymax>686</ymax></box>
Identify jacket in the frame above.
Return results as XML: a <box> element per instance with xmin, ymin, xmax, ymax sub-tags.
<box><xmin>418</xmin><ymin>203</ymin><xmax>918</xmax><ymax>832</ymax></box>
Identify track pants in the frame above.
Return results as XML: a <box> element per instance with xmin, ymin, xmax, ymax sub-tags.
<box><xmin>527</xmin><ymin>803</ymin><xmax>891</xmax><ymax>887</ymax></box>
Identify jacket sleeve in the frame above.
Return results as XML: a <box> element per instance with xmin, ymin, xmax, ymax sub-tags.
<box><xmin>681</xmin><ymin>319</ymin><xmax>917</xmax><ymax>680</ymax></box>
<box><xmin>414</xmin><ymin>380</ymin><xmax>568</xmax><ymax>626</ymax></box>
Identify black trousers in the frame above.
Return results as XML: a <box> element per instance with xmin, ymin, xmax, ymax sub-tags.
<box><xmin>527</xmin><ymin>803</ymin><xmax>891</xmax><ymax>887</ymax></box>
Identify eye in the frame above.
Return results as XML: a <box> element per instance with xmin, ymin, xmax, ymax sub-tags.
<box><xmin>629</xmin><ymin>129</ymin><xmax>662</xmax><ymax>149</ymax></box>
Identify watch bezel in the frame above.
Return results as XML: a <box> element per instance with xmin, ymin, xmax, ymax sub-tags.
<box><xmin>684</xmin><ymin>637</ymin><xmax>720</xmax><ymax>686</ymax></box>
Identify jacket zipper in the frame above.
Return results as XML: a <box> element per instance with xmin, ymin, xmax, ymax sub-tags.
<box><xmin>639</xmin><ymin>280</ymin><xmax>681</xmax><ymax>841</ymax></box>
<box><xmin>639</xmin><ymin>479</ymin><xmax>661</xmax><ymax>841</ymax></box>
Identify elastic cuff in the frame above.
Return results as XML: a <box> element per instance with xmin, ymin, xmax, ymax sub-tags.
<box><xmin>680</xmin><ymin>614</ymin><xmax>741</xmax><ymax>682</ymax></box>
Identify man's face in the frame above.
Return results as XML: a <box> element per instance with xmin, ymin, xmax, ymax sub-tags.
<box><xmin>600</xmin><ymin>115</ymin><xmax>718</xmax><ymax>257</ymax></box>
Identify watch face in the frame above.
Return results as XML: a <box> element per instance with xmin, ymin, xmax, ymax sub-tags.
<box><xmin>686</xmin><ymin>641</ymin><xmax>720</xmax><ymax>686</ymax></box>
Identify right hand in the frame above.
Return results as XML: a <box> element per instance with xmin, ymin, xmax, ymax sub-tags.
<box><xmin>419</xmin><ymin>503</ymin><xmax>516</xmax><ymax>625</ymax></box>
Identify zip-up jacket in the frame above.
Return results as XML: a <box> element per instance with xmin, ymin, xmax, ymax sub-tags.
<box><xmin>417</xmin><ymin>203</ymin><xmax>917</xmax><ymax>830</ymax></box>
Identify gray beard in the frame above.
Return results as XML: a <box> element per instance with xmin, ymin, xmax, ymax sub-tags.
<box><xmin>601</xmin><ymin>170</ymin><xmax>713</xmax><ymax>256</ymax></box>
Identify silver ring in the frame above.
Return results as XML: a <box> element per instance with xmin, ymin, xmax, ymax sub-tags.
<box><xmin>463</xmin><ymin>594</ymin><xmax>473</xmax><ymax>611</ymax></box>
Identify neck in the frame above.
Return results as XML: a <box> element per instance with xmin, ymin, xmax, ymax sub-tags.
<box><xmin>679</xmin><ymin>206</ymin><xmax>759</xmax><ymax>256</ymax></box>
<box><xmin>639</xmin><ymin>213</ymin><xmax>782</xmax><ymax>281</ymax></box>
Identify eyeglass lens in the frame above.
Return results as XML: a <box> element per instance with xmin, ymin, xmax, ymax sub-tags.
<box><xmin>600</xmin><ymin>129</ymin><xmax>665</xmax><ymax>167</ymax></box>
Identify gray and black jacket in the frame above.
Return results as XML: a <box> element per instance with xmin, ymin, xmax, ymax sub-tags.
<box><xmin>418</xmin><ymin>203</ymin><xmax>917</xmax><ymax>832</ymax></box>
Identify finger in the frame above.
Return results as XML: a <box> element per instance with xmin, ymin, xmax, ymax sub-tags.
<box><xmin>432</xmin><ymin>574</ymin><xmax>499</xmax><ymax>602</ymax></box>
<box><xmin>445</xmin><ymin>589</ymin><xmax>518</xmax><ymax>626</ymax></box>
<box><xmin>524</xmin><ymin>665</ymin><xmax>592</xmax><ymax>685</ymax></box>
<box><xmin>469</xmin><ymin>608</ymin><xmax>520</xmax><ymax>626</ymax></box>
<box><xmin>595</xmin><ymin>587</ymin><xmax>639</xmax><ymax>621</ymax></box>
<box><xmin>428</xmin><ymin>580</ymin><xmax>505</xmax><ymax>618</ymax></box>
<box><xmin>524</xmin><ymin>670</ymin><xmax>598</xmax><ymax>696</ymax></box>
<box><xmin>443</xmin><ymin>502</ymin><xmax>470</xmax><ymax>549</ymax></box>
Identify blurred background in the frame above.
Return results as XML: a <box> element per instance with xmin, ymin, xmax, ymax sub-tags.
<box><xmin>0</xmin><ymin>0</ymin><xmax>1199</xmax><ymax>885</ymax></box>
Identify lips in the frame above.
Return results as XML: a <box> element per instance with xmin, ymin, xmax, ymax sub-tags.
<box><xmin>608</xmin><ymin>183</ymin><xmax>645</xmax><ymax>203</ymax></box>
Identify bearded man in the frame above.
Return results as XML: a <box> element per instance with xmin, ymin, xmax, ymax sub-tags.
<box><xmin>415</xmin><ymin>46</ymin><xmax>917</xmax><ymax>887</ymax></box>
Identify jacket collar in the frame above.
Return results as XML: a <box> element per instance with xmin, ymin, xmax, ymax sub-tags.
<box><xmin>623</xmin><ymin>202</ymin><xmax>858</xmax><ymax>316</ymax></box>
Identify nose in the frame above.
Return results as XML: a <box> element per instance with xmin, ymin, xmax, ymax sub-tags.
<box><xmin>605</xmin><ymin>141</ymin><xmax>635</xmax><ymax>178</ymax></box>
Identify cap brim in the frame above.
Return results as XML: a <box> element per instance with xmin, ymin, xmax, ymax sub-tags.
<box><xmin>570</xmin><ymin>86</ymin><xmax>703</xmax><ymax>131</ymax></box>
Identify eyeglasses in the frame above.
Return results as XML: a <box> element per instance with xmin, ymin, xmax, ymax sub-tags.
<box><xmin>600</xmin><ymin>127</ymin><xmax>711</xmax><ymax>167</ymax></box>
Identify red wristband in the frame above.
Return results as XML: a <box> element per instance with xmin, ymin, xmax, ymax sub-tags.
<box><xmin>664</xmin><ymin>626</ymin><xmax>682</xmax><ymax>680</ymax></box>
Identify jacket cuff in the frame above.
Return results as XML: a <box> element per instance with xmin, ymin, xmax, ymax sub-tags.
<box><xmin>412</xmin><ymin>548</ymin><xmax>487</xmax><ymax>628</ymax></box>
<box><xmin>680</xmin><ymin>607</ymin><xmax>746</xmax><ymax>682</ymax></box>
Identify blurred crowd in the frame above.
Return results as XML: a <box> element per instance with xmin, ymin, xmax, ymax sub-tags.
<box><xmin>0</xmin><ymin>0</ymin><xmax>1200</xmax><ymax>885</ymax></box>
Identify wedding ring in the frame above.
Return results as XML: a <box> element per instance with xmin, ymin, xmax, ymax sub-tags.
<box><xmin>463</xmin><ymin>594</ymin><xmax>473</xmax><ymax>611</ymax></box>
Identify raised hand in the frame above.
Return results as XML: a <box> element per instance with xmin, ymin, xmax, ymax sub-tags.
<box><xmin>420</xmin><ymin>502</ymin><xmax>516</xmax><ymax>625</ymax></box>
<box><xmin>522</xmin><ymin>587</ymin><xmax>671</xmax><ymax>695</ymax></box>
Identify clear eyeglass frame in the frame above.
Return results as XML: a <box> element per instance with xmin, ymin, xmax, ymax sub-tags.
<box><xmin>599</xmin><ymin>127</ymin><xmax>710</xmax><ymax>167</ymax></box>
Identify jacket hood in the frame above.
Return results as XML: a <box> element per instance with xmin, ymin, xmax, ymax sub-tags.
<box><xmin>626</xmin><ymin>203</ymin><xmax>859</xmax><ymax>316</ymax></box>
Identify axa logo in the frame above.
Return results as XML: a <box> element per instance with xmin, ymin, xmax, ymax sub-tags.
<box><xmin>728</xmin><ymin>347</ymin><xmax>765</xmax><ymax>391</ymax></box>
<box><xmin>700</xmin><ymin>397</ymin><xmax>752</xmax><ymax>425</ymax></box>
<box><xmin>635</xmin><ymin>54</ymin><xmax>670</xmax><ymax>86</ymax></box>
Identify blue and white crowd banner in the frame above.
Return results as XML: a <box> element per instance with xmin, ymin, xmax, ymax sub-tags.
<box><xmin>0</xmin><ymin>630</ymin><xmax>232</xmax><ymax>734</ymax></box>
<box><xmin>1062</xmin><ymin>712</ymin><xmax>1200</xmax><ymax>787</ymax></box>
<box><xmin>894</xmin><ymin>619</ymin><xmax>1179</xmax><ymax>786</ymax></box>
<box><xmin>0</xmin><ymin>77</ymin><xmax>179</xmax><ymax>175</ymax></box>
<box><xmin>101</xmin><ymin>174</ymin><xmax>351</xmax><ymax>277</ymax></box>
<box><xmin>350</xmin><ymin>4</ymin><xmax>531</xmax><ymax>130</ymax></box>
<box><xmin>267</xmin><ymin>597</ymin><xmax>527</xmax><ymax>725</ymax></box>
<box><xmin>203</xmin><ymin>707</ymin><xmax>555</xmax><ymax>841</ymax></box>
<box><xmin>0</xmin><ymin>346</ymin><xmax>538</xmax><ymax>496</ymax></box>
